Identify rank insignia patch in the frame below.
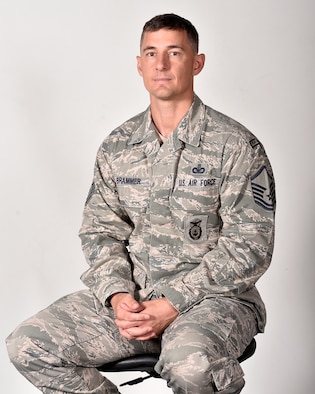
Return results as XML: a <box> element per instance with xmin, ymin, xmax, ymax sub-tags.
<box><xmin>251</xmin><ymin>166</ymin><xmax>275</xmax><ymax>211</ymax></box>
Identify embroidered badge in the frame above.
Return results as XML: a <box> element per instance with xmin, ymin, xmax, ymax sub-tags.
<box><xmin>192</xmin><ymin>164</ymin><xmax>206</xmax><ymax>174</ymax></box>
<box><xmin>251</xmin><ymin>166</ymin><xmax>275</xmax><ymax>211</ymax></box>
<box><xmin>189</xmin><ymin>219</ymin><xmax>202</xmax><ymax>240</ymax></box>
<box><xmin>184</xmin><ymin>215</ymin><xmax>207</xmax><ymax>243</ymax></box>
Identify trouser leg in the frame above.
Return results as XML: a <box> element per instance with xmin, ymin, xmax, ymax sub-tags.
<box><xmin>155</xmin><ymin>297</ymin><xmax>258</xmax><ymax>394</ymax></box>
<box><xmin>6</xmin><ymin>290</ymin><xmax>160</xmax><ymax>393</ymax></box>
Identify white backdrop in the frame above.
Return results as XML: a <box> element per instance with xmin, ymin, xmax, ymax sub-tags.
<box><xmin>1</xmin><ymin>1</ymin><xmax>314</xmax><ymax>393</ymax></box>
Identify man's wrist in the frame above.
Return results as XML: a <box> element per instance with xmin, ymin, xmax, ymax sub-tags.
<box><xmin>108</xmin><ymin>292</ymin><xmax>128</xmax><ymax>308</ymax></box>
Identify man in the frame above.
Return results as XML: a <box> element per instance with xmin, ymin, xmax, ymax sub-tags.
<box><xmin>6</xmin><ymin>14</ymin><xmax>276</xmax><ymax>393</ymax></box>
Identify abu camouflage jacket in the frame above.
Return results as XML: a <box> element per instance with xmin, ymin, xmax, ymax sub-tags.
<box><xmin>79</xmin><ymin>95</ymin><xmax>276</xmax><ymax>332</ymax></box>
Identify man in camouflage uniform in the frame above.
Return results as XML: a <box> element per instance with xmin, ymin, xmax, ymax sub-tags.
<box><xmin>6</xmin><ymin>14</ymin><xmax>275</xmax><ymax>394</ymax></box>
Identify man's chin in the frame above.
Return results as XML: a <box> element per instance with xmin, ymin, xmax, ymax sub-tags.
<box><xmin>150</xmin><ymin>90</ymin><xmax>175</xmax><ymax>101</ymax></box>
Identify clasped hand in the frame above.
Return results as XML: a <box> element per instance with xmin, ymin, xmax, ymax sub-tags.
<box><xmin>110</xmin><ymin>293</ymin><xmax>178</xmax><ymax>341</ymax></box>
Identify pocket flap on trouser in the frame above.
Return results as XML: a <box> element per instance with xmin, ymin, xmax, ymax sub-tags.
<box><xmin>211</xmin><ymin>357</ymin><xmax>244</xmax><ymax>392</ymax></box>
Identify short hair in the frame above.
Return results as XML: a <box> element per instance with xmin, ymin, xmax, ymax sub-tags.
<box><xmin>140</xmin><ymin>13</ymin><xmax>199</xmax><ymax>53</ymax></box>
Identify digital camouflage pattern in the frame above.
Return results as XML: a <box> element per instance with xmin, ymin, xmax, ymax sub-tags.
<box><xmin>80</xmin><ymin>95</ymin><xmax>275</xmax><ymax>330</ymax></box>
<box><xmin>6</xmin><ymin>290</ymin><xmax>257</xmax><ymax>393</ymax></box>
<box><xmin>6</xmin><ymin>95</ymin><xmax>275</xmax><ymax>393</ymax></box>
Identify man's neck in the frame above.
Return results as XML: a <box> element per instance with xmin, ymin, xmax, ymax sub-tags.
<box><xmin>150</xmin><ymin>94</ymin><xmax>194</xmax><ymax>137</ymax></box>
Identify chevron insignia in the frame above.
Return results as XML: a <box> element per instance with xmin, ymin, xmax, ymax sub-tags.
<box><xmin>251</xmin><ymin>166</ymin><xmax>275</xmax><ymax>211</ymax></box>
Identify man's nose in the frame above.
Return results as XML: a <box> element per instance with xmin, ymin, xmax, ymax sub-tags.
<box><xmin>156</xmin><ymin>53</ymin><xmax>170</xmax><ymax>71</ymax></box>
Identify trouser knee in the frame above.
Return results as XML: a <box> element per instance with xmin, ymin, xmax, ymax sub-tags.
<box><xmin>7</xmin><ymin>330</ymin><xmax>29</xmax><ymax>372</ymax></box>
<box><xmin>6</xmin><ymin>322</ymin><xmax>48</xmax><ymax>374</ymax></box>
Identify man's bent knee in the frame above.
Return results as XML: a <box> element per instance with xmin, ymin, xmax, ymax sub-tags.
<box><xmin>6</xmin><ymin>323</ymin><xmax>47</xmax><ymax>374</ymax></box>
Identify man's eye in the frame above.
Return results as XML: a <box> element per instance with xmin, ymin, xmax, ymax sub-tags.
<box><xmin>146</xmin><ymin>52</ymin><xmax>156</xmax><ymax>57</ymax></box>
<box><xmin>169</xmin><ymin>51</ymin><xmax>180</xmax><ymax>56</ymax></box>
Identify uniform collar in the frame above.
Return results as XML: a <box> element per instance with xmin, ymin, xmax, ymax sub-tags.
<box><xmin>176</xmin><ymin>95</ymin><xmax>206</xmax><ymax>148</ymax></box>
<box><xmin>127</xmin><ymin>95</ymin><xmax>206</xmax><ymax>149</ymax></box>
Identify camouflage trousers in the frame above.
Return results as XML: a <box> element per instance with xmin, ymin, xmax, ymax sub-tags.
<box><xmin>6</xmin><ymin>290</ymin><xmax>257</xmax><ymax>393</ymax></box>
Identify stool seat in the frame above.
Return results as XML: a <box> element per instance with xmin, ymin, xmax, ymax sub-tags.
<box><xmin>97</xmin><ymin>338</ymin><xmax>256</xmax><ymax>386</ymax></box>
<box><xmin>98</xmin><ymin>353</ymin><xmax>159</xmax><ymax>374</ymax></box>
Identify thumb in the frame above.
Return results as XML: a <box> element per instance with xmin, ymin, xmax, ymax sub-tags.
<box><xmin>121</xmin><ymin>294</ymin><xmax>144</xmax><ymax>312</ymax></box>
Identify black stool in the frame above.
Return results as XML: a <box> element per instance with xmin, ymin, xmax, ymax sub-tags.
<box><xmin>97</xmin><ymin>337</ymin><xmax>256</xmax><ymax>387</ymax></box>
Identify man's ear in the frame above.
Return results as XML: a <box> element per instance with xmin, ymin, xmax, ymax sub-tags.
<box><xmin>136</xmin><ymin>56</ymin><xmax>143</xmax><ymax>76</ymax></box>
<box><xmin>193</xmin><ymin>53</ymin><xmax>205</xmax><ymax>76</ymax></box>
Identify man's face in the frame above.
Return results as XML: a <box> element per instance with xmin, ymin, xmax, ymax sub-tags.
<box><xmin>137</xmin><ymin>29</ymin><xmax>204</xmax><ymax>102</ymax></box>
